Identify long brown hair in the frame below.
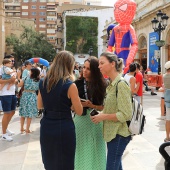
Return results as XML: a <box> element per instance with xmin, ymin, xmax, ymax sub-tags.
<box><xmin>80</xmin><ymin>56</ymin><xmax>107</xmax><ymax>105</ymax></box>
<box><xmin>44</xmin><ymin>51</ymin><xmax>75</xmax><ymax>93</ymax></box>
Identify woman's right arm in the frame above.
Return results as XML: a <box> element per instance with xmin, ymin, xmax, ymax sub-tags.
<box><xmin>68</xmin><ymin>83</ymin><xmax>83</xmax><ymax>116</ymax></box>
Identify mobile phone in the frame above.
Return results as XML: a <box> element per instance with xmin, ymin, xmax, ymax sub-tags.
<box><xmin>90</xmin><ymin>109</ymin><xmax>99</xmax><ymax>116</ymax></box>
<box><xmin>80</xmin><ymin>98</ymin><xmax>87</xmax><ymax>102</ymax></box>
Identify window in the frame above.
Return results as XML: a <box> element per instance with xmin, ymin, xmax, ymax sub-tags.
<box><xmin>39</xmin><ymin>18</ymin><xmax>46</xmax><ymax>22</ymax></box>
<box><xmin>32</xmin><ymin>5</ymin><xmax>36</xmax><ymax>9</ymax></box>
<box><xmin>22</xmin><ymin>12</ymin><xmax>28</xmax><ymax>15</ymax></box>
<box><xmin>32</xmin><ymin>0</ymin><xmax>37</xmax><ymax>2</ymax></box>
<box><xmin>23</xmin><ymin>0</ymin><xmax>29</xmax><ymax>2</ymax></box>
<box><xmin>40</xmin><ymin>12</ymin><xmax>46</xmax><ymax>16</ymax></box>
<box><xmin>32</xmin><ymin>12</ymin><xmax>36</xmax><ymax>15</ymax></box>
<box><xmin>47</xmin><ymin>17</ymin><xmax>56</xmax><ymax>21</ymax></box>
<box><xmin>39</xmin><ymin>25</ymin><xmax>46</xmax><ymax>28</ymax></box>
<box><xmin>39</xmin><ymin>6</ymin><xmax>46</xmax><ymax>9</ymax></box>
<box><xmin>22</xmin><ymin>6</ymin><xmax>28</xmax><ymax>9</ymax></box>
<box><xmin>39</xmin><ymin>0</ymin><xmax>46</xmax><ymax>2</ymax></box>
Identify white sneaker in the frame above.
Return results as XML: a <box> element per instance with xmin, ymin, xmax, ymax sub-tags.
<box><xmin>1</xmin><ymin>134</ymin><xmax>13</xmax><ymax>141</ymax></box>
<box><xmin>6</xmin><ymin>129</ymin><xmax>15</xmax><ymax>136</ymax></box>
<box><xmin>157</xmin><ymin>116</ymin><xmax>166</xmax><ymax>120</ymax></box>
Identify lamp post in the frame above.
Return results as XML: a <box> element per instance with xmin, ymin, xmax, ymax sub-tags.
<box><xmin>89</xmin><ymin>46</ymin><xmax>93</xmax><ymax>56</ymax></box>
<box><xmin>151</xmin><ymin>10</ymin><xmax>169</xmax><ymax>74</ymax></box>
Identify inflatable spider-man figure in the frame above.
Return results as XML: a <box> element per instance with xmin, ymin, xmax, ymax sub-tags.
<box><xmin>107</xmin><ymin>0</ymin><xmax>138</xmax><ymax>74</ymax></box>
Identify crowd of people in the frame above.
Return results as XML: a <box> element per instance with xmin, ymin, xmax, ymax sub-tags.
<box><xmin>0</xmin><ymin>55</ymin><xmax>48</xmax><ymax>141</ymax></box>
<box><xmin>0</xmin><ymin>52</ymin><xmax>170</xmax><ymax>170</ymax></box>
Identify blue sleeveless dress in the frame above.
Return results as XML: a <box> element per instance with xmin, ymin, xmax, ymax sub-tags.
<box><xmin>39</xmin><ymin>79</ymin><xmax>75</xmax><ymax>170</ymax></box>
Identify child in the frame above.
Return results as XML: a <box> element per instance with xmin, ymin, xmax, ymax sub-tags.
<box><xmin>0</xmin><ymin>59</ymin><xmax>16</xmax><ymax>90</ymax></box>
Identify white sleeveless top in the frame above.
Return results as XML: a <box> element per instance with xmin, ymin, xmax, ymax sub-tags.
<box><xmin>124</xmin><ymin>74</ymin><xmax>134</xmax><ymax>86</ymax></box>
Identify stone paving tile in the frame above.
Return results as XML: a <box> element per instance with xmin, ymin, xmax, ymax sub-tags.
<box><xmin>0</xmin><ymin>151</ymin><xmax>26</xmax><ymax>165</ymax></box>
<box><xmin>23</xmin><ymin>150</ymin><xmax>42</xmax><ymax>164</ymax></box>
<box><xmin>22</xmin><ymin>163</ymin><xmax>44</xmax><ymax>170</ymax></box>
<box><xmin>0</xmin><ymin>164</ymin><xmax>22</xmax><ymax>170</ymax></box>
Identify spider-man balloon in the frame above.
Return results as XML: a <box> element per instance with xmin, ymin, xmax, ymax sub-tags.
<box><xmin>107</xmin><ymin>0</ymin><xmax>138</xmax><ymax>74</ymax></box>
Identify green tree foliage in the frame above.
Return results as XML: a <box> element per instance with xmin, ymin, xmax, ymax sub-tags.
<box><xmin>65</xmin><ymin>16</ymin><xmax>98</xmax><ymax>56</ymax></box>
<box><xmin>6</xmin><ymin>26</ymin><xmax>56</xmax><ymax>62</ymax></box>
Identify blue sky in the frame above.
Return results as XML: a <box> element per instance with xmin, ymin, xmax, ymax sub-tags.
<box><xmin>101</xmin><ymin>0</ymin><xmax>116</xmax><ymax>6</ymax></box>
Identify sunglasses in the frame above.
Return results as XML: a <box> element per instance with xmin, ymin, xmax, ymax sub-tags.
<box><xmin>11</xmin><ymin>60</ymin><xmax>15</xmax><ymax>63</ymax></box>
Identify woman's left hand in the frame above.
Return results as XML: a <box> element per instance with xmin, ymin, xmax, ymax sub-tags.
<box><xmin>86</xmin><ymin>100</ymin><xmax>93</xmax><ymax>108</ymax></box>
<box><xmin>90</xmin><ymin>113</ymin><xmax>104</xmax><ymax>124</ymax></box>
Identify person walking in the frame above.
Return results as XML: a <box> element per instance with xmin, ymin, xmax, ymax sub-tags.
<box><xmin>18</xmin><ymin>68</ymin><xmax>40</xmax><ymax>134</ymax></box>
<box><xmin>163</xmin><ymin>61</ymin><xmax>170</xmax><ymax>142</ymax></box>
<box><xmin>74</xmin><ymin>56</ymin><xmax>107</xmax><ymax>170</ymax></box>
<box><xmin>37</xmin><ymin>51</ymin><xmax>83</xmax><ymax>170</ymax></box>
<box><xmin>91</xmin><ymin>52</ymin><xmax>132</xmax><ymax>170</ymax></box>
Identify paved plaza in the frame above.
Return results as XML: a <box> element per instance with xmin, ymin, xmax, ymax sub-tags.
<box><xmin>0</xmin><ymin>91</ymin><xmax>168</xmax><ymax>170</ymax></box>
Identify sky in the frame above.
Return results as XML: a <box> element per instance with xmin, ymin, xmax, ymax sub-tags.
<box><xmin>101</xmin><ymin>0</ymin><xmax>116</xmax><ymax>6</ymax></box>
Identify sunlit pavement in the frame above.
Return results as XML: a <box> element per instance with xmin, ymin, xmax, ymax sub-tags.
<box><xmin>0</xmin><ymin>91</ymin><xmax>167</xmax><ymax>170</ymax></box>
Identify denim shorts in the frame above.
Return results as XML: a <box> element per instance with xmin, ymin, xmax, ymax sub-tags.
<box><xmin>0</xmin><ymin>95</ymin><xmax>17</xmax><ymax>113</ymax></box>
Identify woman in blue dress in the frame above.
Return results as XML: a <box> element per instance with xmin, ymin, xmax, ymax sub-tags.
<box><xmin>37</xmin><ymin>51</ymin><xmax>83</xmax><ymax>170</ymax></box>
<box><xmin>18</xmin><ymin>67</ymin><xmax>40</xmax><ymax>134</ymax></box>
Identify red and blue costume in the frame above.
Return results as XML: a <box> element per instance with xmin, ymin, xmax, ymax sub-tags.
<box><xmin>107</xmin><ymin>0</ymin><xmax>138</xmax><ymax>74</ymax></box>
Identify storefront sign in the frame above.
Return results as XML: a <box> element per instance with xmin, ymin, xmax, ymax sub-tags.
<box><xmin>149</xmin><ymin>32</ymin><xmax>159</xmax><ymax>73</ymax></box>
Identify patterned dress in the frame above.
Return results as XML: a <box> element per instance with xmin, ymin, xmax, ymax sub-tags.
<box><xmin>74</xmin><ymin>111</ymin><xmax>106</xmax><ymax>170</ymax></box>
<box><xmin>74</xmin><ymin>79</ymin><xmax>106</xmax><ymax>170</ymax></box>
<box><xmin>19</xmin><ymin>77</ymin><xmax>39</xmax><ymax>118</ymax></box>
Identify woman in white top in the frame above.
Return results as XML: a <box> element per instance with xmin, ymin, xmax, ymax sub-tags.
<box><xmin>124</xmin><ymin>63</ymin><xmax>137</xmax><ymax>95</ymax></box>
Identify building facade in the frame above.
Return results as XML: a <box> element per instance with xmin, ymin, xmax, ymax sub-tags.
<box><xmin>5</xmin><ymin>17</ymin><xmax>35</xmax><ymax>55</ymax></box>
<box><xmin>0</xmin><ymin>0</ymin><xmax>6</xmax><ymax>63</ymax></box>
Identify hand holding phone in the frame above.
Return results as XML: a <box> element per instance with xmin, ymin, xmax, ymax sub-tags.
<box><xmin>90</xmin><ymin>109</ymin><xmax>99</xmax><ymax>116</ymax></box>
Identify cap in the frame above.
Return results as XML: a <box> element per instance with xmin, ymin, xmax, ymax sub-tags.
<box><xmin>165</xmin><ymin>61</ymin><xmax>170</xmax><ymax>70</ymax></box>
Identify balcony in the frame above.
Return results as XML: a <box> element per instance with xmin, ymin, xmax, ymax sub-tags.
<box><xmin>5</xmin><ymin>2</ymin><xmax>20</xmax><ymax>6</ymax></box>
<box><xmin>46</xmin><ymin>20</ymin><xmax>56</xmax><ymax>24</ymax></box>
<box><xmin>5</xmin><ymin>7</ymin><xmax>20</xmax><ymax>12</ymax></box>
<box><xmin>47</xmin><ymin>26</ymin><xmax>56</xmax><ymax>29</ymax></box>
<box><xmin>47</xmin><ymin>7</ymin><xmax>56</xmax><ymax>11</ymax></box>
<box><xmin>6</xmin><ymin>13</ymin><xmax>20</xmax><ymax>17</ymax></box>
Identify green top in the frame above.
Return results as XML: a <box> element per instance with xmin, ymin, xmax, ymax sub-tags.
<box><xmin>103</xmin><ymin>74</ymin><xmax>132</xmax><ymax>142</ymax></box>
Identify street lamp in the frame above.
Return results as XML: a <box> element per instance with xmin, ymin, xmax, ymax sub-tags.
<box><xmin>89</xmin><ymin>46</ymin><xmax>93</xmax><ymax>56</ymax></box>
<box><xmin>151</xmin><ymin>10</ymin><xmax>169</xmax><ymax>74</ymax></box>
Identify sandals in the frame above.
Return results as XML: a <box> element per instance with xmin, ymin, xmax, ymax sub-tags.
<box><xmin>25</xmin><ymin>130</ymin><xmax>33</xmax><ymax>134</ymax></box>
<box><xmin>164</xmin><ymin>138</ymin><xmax>170</xmax><ymax>142</ymax></box>
<box><xmin>20</xmin><ymin>129</ymin><xmax>25</xmax><ymax>134</ymax></box>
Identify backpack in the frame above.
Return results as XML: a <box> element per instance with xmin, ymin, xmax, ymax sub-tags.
<box><xmin>116</xmin><ymin>79</ymin><xmax>146</xmax><ymax>135</ymax></box>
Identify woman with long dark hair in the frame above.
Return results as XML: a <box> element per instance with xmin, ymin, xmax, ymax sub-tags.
<box><xmin>74</xmin><ymin>56</ymin><xmax>107</xmax><ymax>170</ymax></box>
<box><xmin>18</xmin><ymin>67</ymin><xmax>40</xmax><ymax>134</ymax></box>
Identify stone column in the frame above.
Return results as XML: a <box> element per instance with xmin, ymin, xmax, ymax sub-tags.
<box><xmin>0</xmin><ymin>0</ymin><xmax>5</xmax><ymax>63</ymax></box>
